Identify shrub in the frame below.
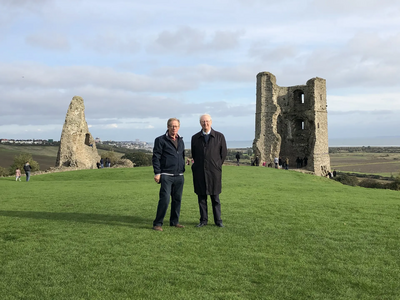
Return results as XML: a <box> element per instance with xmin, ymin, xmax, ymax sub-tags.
<box><xmin>334</xmin><ymin>173</ymin><xmax>358</xmax><ymax>187</ymax></box>
<box><xmin>0</xmin><ymin>166</ymin><xmax>9</xmax><ymax>177</ymax></box>
<box><xmin>121</xmin><ymin>151</ymin><xmax>152</xmax><ymax>167</ymax></box>
<box><xmin>9</xmin><ymin>153</ymin><xmax>40</xmax><ymax>175</ymax></box>
<box><xmin>358</xmin><ymin>178</ymin><xmax>384</xmax><ymax>189</ymax></box>
<box><xmin>385</xmin><ymin>175</ymin><xmax>400</xmax><ymax>191</ymax></box>
<box><xmin>100</xmin><ymin>151</ymin><xmax>119</xmax><ymax>165</ymax></box>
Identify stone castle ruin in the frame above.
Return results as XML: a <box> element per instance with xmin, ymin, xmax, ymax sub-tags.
<box><xmin>253</xmin><ymin>72</ymin><xmax>330</xmax><ymax>176</ymax></box>
<box><xmin>56</xmin><ymin>96</ymin><xmax>101</xmax><ymax>169</ymax></box>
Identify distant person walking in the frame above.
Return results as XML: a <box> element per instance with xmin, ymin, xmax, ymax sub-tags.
<box><xmin>23</xmin><ymin>161</ymin><xmax>31</xmax><ymax>182</ymax></box>
<box><xmin>274</xmin><ymin>157</ymin><xmax>279</xmax><ymax>168</ymax></box>
<box><xmin>152</xmin><ymin>118</ymin><xmax>186</xmax><ymax>232</ymax></box>
<box><xmin>105</xmin><ymin>157</ymin><xmax>111</xmax><ymax>167</ymax></box>
<box><xmin>285</xmin><ymin>157</ymin><xmax>289</xmax><ymax>170</ymax></box>
<box><xmin>15</xmin><ymin>168</ymin><xmax>21</xmax><ymax>181</ymax></box>
<box><xmin>191</xmin><ymin>114</ymin><xmax>227</xmax><ymax>228</ymax></box>
<box><xmin>235</xmin><ymin>152</ymin><xmax>240</xmax><ymax>166</ymax></box>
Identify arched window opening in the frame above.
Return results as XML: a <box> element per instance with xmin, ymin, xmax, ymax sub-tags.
<box><xmin>294</xmin><ymin>90</ymin><xmax>305</xmax><ymax>105</ymax></box>
<box><xmin>296</xmin><ymin>119</ymin><xmax>305</xmax><ymax>130</ymax></box>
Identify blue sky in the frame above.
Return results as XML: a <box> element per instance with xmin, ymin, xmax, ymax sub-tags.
<box><xmin>0</xmin><ymin>0</ymin><xmax>399</xmax><ymax>144</ymax></box>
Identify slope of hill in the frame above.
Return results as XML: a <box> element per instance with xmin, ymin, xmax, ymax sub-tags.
<box><xmin>0</xmin><ymin>144</ymin><xmax>126</xmax><ymax>171</ymax></box>
<box><xmin>0</xmin><ymin>166</ymin><xmax>399</xmax><ymax>299</ymax></box>
<box><xmin>0</xmin><ymin>144</ymin><xmax>59</xmax><ymax>170</ymax></box>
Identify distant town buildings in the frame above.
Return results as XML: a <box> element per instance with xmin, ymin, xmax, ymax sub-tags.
<box><xmin>0</xmin><ymin>139</ymin><xmax>53</xmax><ymax>144</ymax></box>
<box><xmin>96</xmin><ymin>138</ymin><xmax>152</xmax><ymax>150</ymax></box>
<box><xmin>0</xmin><ymin>137</ymin><xmax>151</xmax><ymax>150</ymax></box>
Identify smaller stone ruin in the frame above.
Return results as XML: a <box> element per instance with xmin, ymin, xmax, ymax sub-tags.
<box><xmin>55</xmin><ymin>96</ymin><xmax>101</xmax><ymax>169</ymax></box>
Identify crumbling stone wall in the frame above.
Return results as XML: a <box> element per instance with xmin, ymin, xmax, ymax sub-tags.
<box><xmin>56</xmin><ymin>96</ymin><xmax>100</xmax><ymax>169</ymax></box>
<box><xmin>253</xmin><ymin>72</ymin><xmax>330</xmax><ymax>176</ymax></box>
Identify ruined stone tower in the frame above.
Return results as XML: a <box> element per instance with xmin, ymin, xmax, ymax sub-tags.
<box><xmin>253</xmin><ymin>72</ymin><xmax>330</xmax><ymax>176</ymax></box>
<box><xmin>56</xmin><ymin>96</ymin><xmax>100</xmax><ymax>169</ymax></box>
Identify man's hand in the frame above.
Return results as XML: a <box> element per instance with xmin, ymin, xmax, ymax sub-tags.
<box><xmin>154</xmin><ymin>174</ymin><xmax>161</xmax><ymax>184</ymax></box>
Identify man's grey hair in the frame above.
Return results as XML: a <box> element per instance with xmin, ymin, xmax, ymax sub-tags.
<box><xmin>199</xmin><ymin>114</ymin><xmax>212</xmax><ymax>122</ymax></box>
<box><xmin>167</xmin><ymin>118</ymin><xmax>180</xmax><ymax>127</ymax></box>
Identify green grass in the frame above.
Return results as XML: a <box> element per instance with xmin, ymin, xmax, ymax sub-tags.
<box><xmin>1</xmin><ymin>166</ymin><xmax>399</xmax><ymax>299</ymax></box>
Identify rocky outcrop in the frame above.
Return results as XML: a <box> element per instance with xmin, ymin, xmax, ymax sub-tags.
<box><xmin>113</xmin><ymin>158</ymin><xmax>134</xmax><ymax>168</ymax></box>
<box><xmin>55</xmin><ymin>96</ymin><xmax>100</xmax><ymax>169</ymax></box>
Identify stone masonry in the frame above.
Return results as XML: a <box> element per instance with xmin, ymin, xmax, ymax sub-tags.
<box><xmin>253</xmin><ymin>72</ymin><xmax>330</xmax><ymax>176</ymax></box>
<box><xmin>55</xmin><ymin>96</ymin><xmax>100</xmax><ymax>169</ymax></box>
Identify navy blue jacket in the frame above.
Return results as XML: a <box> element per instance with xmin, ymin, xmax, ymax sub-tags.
<box><xmin>152</xmin><ymin>132</ymin><xmax>185</xmax><ymax>175</ymax></box>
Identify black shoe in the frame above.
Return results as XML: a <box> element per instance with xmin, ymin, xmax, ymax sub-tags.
<box><xmin>216</xmin><ymin>223</ymin><xmax>224</xmax><ymax>227</ymax></box>
<box><xmin>196</xmin><ymin>222</ymin><xmax>207</xmax><ymax>227</ymax></box>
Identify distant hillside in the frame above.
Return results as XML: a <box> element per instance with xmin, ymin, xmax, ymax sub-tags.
<box><xmin>0</xmin><ymin>144</ymin><xmax>59</xmax><ymax>170</ymax></box>
<box><xmin>0</xmin><ymin>144</ymin><xmax>126</xmax><ymax>171</ymax></box>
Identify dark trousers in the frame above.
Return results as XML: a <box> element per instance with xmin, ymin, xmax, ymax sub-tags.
<box><xmin>197</xmin><ymin>194</ymin><xmax>222</xmax><ymax>225</ymax></box>
<box><xmin>153</xmin><ymin>175</ymin><xmax>184</xmax><ymax>227</ymax></box>
<box><xmin>25</xmin><ymin>171</ymin><xmax>30</xmax><ymax>182</ymax></box>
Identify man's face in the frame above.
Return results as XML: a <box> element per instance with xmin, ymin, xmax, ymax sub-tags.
<box><xmin>168</xmin><ymin>120</ymin><xmax>180</xmax><ymax>137</ymax></box>
<box><xmin>200</xmin><ymin>116</ymin><xmax>212</xmax><ymax>132</ymax></box>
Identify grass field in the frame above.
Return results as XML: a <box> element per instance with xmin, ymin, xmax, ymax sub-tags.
<box><xmin>1</xmin><ymin>166</ymin><xmax>399</xmax><ymax>299</ymax></box>
<box><xmin>330</xmin><ymin>152</ymin><xmax>400</xmax><ymax>177</ymax></box>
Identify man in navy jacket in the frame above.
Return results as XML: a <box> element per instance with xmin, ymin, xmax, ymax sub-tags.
<box><xmin>152</xmin><ymin>118</ymin><xmax>186</xmax><ymax>232</ymax></box>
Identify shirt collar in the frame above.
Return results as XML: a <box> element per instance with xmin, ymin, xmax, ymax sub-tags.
<box><xmin>165</xmin><ymin>131</ymin><xmax>180</xmax><ymax>140</ymax></box>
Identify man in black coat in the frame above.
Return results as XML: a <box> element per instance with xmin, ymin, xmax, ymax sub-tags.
<box><xmin>152</xmin><ymin>118</ymin><xmax>186</xmax><ymax>232</ymax></box>
<box><xmin>191</xmin><ymin>114</ymin><xmax>227</xmax><ymax>228</ymax></box>
<box><xmin>235</xmin><ymin>152</ymin><xmax>240</xmax><ymax>166</ymax></box>
<box><xmin>23</xmin><ymin>161</ymin><xmax>32</xmax><ymax>182</ymax></box>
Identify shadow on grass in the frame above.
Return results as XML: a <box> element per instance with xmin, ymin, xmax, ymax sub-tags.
<box><xmin>0</xmin><ymin>210</ymin><xmax>152</xmax><ymax>228</ymax></box>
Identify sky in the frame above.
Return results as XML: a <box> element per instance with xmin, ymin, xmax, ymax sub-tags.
<box><xmin>1</xmin><ymin>0</ymin><xmax>399</xmax><ymax>145</ymax></box>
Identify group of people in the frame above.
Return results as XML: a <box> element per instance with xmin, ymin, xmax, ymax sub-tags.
<box><xmin>152</xmin><ymin>114</ymin><xmax>227</xmax><ymax>232</ymax></box>
<box><xmin>15</xmin><ymin>161</ymin><xmax>31</xmax><ymax>182</ymax></box>
<box><xmin>327</xmin><ymin>169</ymin><xmax>337</xmax><ymax>179</ymax></box>
<box><xmin>256</xmin><ymin>156</ymin><xmax>308</xmax><ymax>170</ymax></box>
<box><xmin>97</xmin><ymin>157</ymin><xmax>111</xmax><ymax>169</ymax></box>
<box><xmin>272</xmin><ymin>157</ymin><xmax>289</xmax><ymax>170</ymax></box>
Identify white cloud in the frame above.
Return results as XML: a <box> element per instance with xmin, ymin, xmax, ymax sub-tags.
<box><xmin>310</xmin><ymin>0</ymin><xmax>399</xmax><ymax>14</ymax></box>
<box><xmin>0</xmin><ymin>0</ymin><xmax>399</xmax><ymax>142</ymax></box>
<box><xmin>328</xmin><ymin>93</ymin><xmax>400</xmax><ymax>112</ymax></box>
<box><xmin>148</xmin><ymin>26</ymin><xmax>244</xmax><ymax>55</ymax></box>
<box><xmin>80</xmin><ymin>33</ymin><xmax>141</xmax><ymax>54</ymax></box>
<box><xmin>26</xmin><ymin>32</ymin><xmax>70</xmax><ymax>51</ymax></box>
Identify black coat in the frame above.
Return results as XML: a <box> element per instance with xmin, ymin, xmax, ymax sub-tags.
<box><xmin>191</xmin><ymin>129</ymin><xmax>227</xmax><ymax>195</ymax></box>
